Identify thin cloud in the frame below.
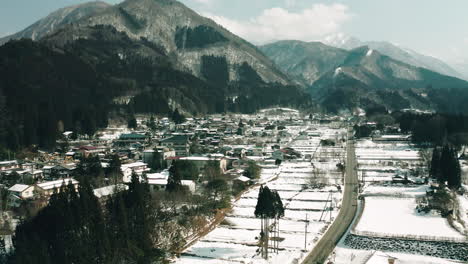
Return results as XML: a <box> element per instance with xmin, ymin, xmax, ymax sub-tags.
<box><xmin>192</xmin><ymin>0</ymin><xmax>214</xmax><ymax>5</ymax></box>
<box><xmin>204</xmin><ymin>4</ymin><xmax>352</xmax><ymax>44</ymax></box>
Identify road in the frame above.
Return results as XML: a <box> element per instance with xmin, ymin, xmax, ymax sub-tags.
<box><xmin>302</xmin><ymin>129</ymin><xmax>359</xmax><ymax>264</ymax></box>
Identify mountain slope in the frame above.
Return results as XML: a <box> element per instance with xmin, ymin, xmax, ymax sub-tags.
<box><xmin>322</xmin><ymin>34</ymin><xmax>463</xmax><ymax>79</ymax></box>
<box><xmin>72</xmin><ymin>0</ymin><xmax>290</xmax><ymax>84</ymax></box>
<box><xmin>259</xmin><ymin>40</ymin><xmax>348</xmax><ymax>86</ymax></box>
<box><xmin>0</xmin><ymin>1</ymin><xmax>110</xmax><ymax>45</ymax></box>
<box><xmin>309</xmin><ymin>47</ymin><xmax>468</xmax><ymax>112</ymax></box>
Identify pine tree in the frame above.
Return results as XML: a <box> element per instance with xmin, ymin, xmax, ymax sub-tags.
<box><xmin>430</xmin><ymin>147</ymin><xmax>441</xmax><ymax>181</ymax></box>
<box><xmin>166</xmin><ymin>162</ymin><xmax>183</xmax><ymax>192</ymax></box>
<box><xmin>447</xmin><ymin>147</ymin><xmax>462</xmax><ymax>189</ymax></box>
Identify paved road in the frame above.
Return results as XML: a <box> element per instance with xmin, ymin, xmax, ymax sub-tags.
<box><xmin>302</xmin><ymin>129</ymin><xmax>359</xmax><ymax>264</ymax></box>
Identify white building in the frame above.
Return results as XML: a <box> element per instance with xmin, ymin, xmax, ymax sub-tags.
<box><xmin>8</xmin><ymin>184</ymin><xmax>35</xmax><ymax>199</ymax></box>
<box><xmin>121</xmin><ymin>162</ymin><xmax>150</xmax><ymax>183</ymax></box>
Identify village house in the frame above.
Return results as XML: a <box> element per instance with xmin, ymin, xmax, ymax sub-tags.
<box><xmin>160</xmin><ymin>135</ymin><xmax>190</xmax><ymax>157</ymax></box>
<box><xmin>121</xmin><ymin>162</ymin><xmax>150</xmax><ymax>183</ymax></box>
<box><xmin>7</xmin><ymin>184</ymin><xmax>36</xmax><ymax>207</ymax></box>
<box><xmin>145</xmin><ymin>170</ymin><xmax>195</xmax><ymax>192</ymax></box>
<box><xmin>8</xmin><ymin>184</ymin><xmax>35</xmax><ymax>199</ymax></box>
<box><xmin>77</xmin><ymin>146</ymin><xmax>102</xmax><ymax>157</ymax></box>
<box><xmin>0</xmin><ymin>160</ymin><xmax>20</xmax><ymax>171</ymax></box>
<box><xmin>93</xmin><ymin>184</ymin><xmax>129</xmax><ymax>202</ymax></box>
<box><xmin>35</xmin><ymin>179</ymin><xmax>79</xmax><ymax>198</ymax></box>
<box><xmin>178</xmin><ymin>156</ymin><xmax>228</xmax><ymax>174</ymax></box>
<box><xmin>142</xmin><ymin>148</ymin><xmax>176</xmax><ymax>166</ymax></box>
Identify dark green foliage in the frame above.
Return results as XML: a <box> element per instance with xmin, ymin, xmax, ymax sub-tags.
<box><xmin>175</xmin><ymin>25</ymin><xmax>228</xmax><ymax>49</ymax></box>
<box><xmin>149</xmin><ymin>149</ymin><xmax>165</xmax><ymax>171</ymax></box>
<box><xmin>201</xmin><ymin>55</ymin><xmax>229</xmax><ymax>87</ymax></box>
<box><xmin>430</xmin><ymin>145</ymin><xmax>461</xmax><ymax>189</ymax></box>
<box><xmin>166</xmin><ymin>162</ymin><xmax>183</xmax><ymax>192</ymax></box>
<box><xmin>393</xmin><ymin>112</ymin><xmax>468</xmax><ymax>146</ymax></box>
<box><xmin>225</xmin><ymin>82</ymin><xmax>311</xmax><ymax>114</ymax></box>
<box><xmin>244</xmin><ymin>161</ymin><xmax>261</xmax><ymax>179</ymax></box>
<box><xmin>254</xmin><ymin>185</ymin><xmax>285</xmax><ymax>259</ymax></box>
<box><xmin>107</xmin><ymin>154</ymin><xmax>123</xmax><ymax>184</ymax></box>
<box><xmin>171</xmin><ymin>108</ymin><xmax>186</xmax><ymax>124</ymax></box>
<box><xmin>74</xmin><ymin>156</ymin><xmax>104</xmax><ymax>186</ymax></box>
<box><xmin>0</xmin><ymin>39</ymin><xmax>109</xmax><ymax>150</ymax></box>
<box><xmin>118</xmin><ymin>7</ymin><xmax>146</xmax><ymax>32</ymax></box>
<box><xmin>205</xmin><ymin>178</ymin><xmax>228</xmax><ymax>202</ymax></box>
<box><xmin>238</xmin><ymin>62</ymin><xmax>263</xmax><ymax>84</ymax></box>
<box><xmin>353</xmin><ymin>124</ymin><xmax>374</xmax><ymax>138</ymax></box>
<box><xmin>0</xmin><ymin>24</ymin><xmax>311</xmax><ymax>152</ymax></box>
<box><xmin>169</xmin><ymin>160</ymin><xmax>198</xmax><ymax>181</ymax></box>
<box><xmin>9</xmin><ymin>179</ymin><xmax>110</xmax><ymax>264</ymax></box>
<box><xmin>146</xmin><ymin>116</ymin><xmax>156</xmax><ymax>131</ymax></box>
<box><xmin>127</xmin><ymin>116</ymin><xmax>137</xmax><ymax>129</ymax></box>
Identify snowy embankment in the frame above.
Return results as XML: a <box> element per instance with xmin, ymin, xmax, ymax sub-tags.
<box><xmin>175</xmin><ymin>126</ymin><xmax>346</xmax><ymax>264</ymax></box>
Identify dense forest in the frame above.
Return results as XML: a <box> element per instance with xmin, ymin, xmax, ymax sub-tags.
<box><xmin>175</xmin><ymin>25</ymin><xmax>228</xmax><ymax>49</ymax></box>
<box><xmin>8</xmin><ymin>174</ymin><xmax>165</xmax><ymax>264</ymax></box>
<box><xmin>393</xmin><ymin>112</ymin><xmax>468</xmax><ymax>146</ymax></box>
<box><xmin>0</xmin><ymin>25</ymin><xmax>310</xmax><ymax>153</ymax></box>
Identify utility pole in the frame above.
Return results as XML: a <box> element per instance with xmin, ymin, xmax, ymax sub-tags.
<box><xmin>304</xmin><ymin>213</ymin><xmax>309</xmax><ymax>250</ymax></box>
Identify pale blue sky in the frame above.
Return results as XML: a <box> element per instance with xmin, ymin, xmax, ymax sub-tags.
<box><xmin>0</xmin><ymin>0</ymin><xmax>466</xmax><ymax>63</ymax></box>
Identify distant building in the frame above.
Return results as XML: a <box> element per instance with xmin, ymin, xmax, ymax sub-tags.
<box><xmin>178</xmin><ymin>156</ymin><xmax>227</xmax><ymax>174</ymax></box>
<box><xmin>0</xmin><ymin>160</ymin><xmax>19</xmax><ymax>171</ymax></box>
<box><xmin>93</xmin><ymin>184</ymin><xmax>128</xmax><ymax>202</ymax></box>
<box><xmin>35</xmin><ymin>179</ymin><xmax>79</xmax><ymax>197</ymax></box>
<box><xmin>121</xmin><ymin>162</ymin><xmax>150</xmax><ymax>183</ymax></box>
<box><xmin>8</xmin><ymin>184</ymin><xmax>35</xmax><ymax>199</ymax></box>
<box><xmin>118</xmin><ymin>133</ymin><xmax>149</xmax><ymax>143</ymax></box>
<box><xmin>160</xmin><ymin>135</ymin><xmax>190</xmax><ymax>156</ymax></box>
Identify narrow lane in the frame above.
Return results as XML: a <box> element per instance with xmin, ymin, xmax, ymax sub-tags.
<box><xmin>302</xmin><ymin>129</ymin><xmax>358</xmax><ymax>264</ymax></box>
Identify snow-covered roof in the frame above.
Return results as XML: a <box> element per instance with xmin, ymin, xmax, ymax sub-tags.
<box><xmin>121</xmin><ymin>162</ymin><xmax>147</xmax><ymax>169</ymax></box>
<box><xmin>0</xmin><ymin>160</ymin><xmax>17</xmax><ymax>166</ymax></box>
<box><xmin>235</xmin><ymin>176</ymin><xmax>251</xmax><ymax>182</ymax></box>
<box><xmin>37</xmin><ymin>179</ymin><xmax>79</xmax><ymax>190</ymax></box>
<box><xmin>93</xmin><ymin>184</ymin><xmax>128</xmax><ymax>198</ymax></box>
<box><xmin>8</xmin><ymin>184</ymin><xmax>31</xmax><ymax>193</ymax></box>
<box><xmin>146</xmin><ymin>170</ymin><xmax>169</xmax><ymax>180</ymax></box>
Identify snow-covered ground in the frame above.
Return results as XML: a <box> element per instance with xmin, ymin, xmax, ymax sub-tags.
<box><xmin>327</xmin><ymin>137</ymin><xmax>467</xmax><ymax>263</ymax></box>
<box><xmin>175</xmin><ymin>125</ymin><xmax>347</xmax><ymax>264</ymax></box>
<box><xmin>355</xmin><ymin>197</ymin><xmax>465</xmax><ymax>240</ymax></box>
<box><xmin>332</xmin><ymin>248</ymin><xmax>462</xmax><ymax>264</ymax></box>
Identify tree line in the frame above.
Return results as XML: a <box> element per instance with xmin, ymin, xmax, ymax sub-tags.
<box><xmin>430</xmin><ymin>145</ymin><xmax>461</xmax><ymax>189</ymax></box>
<box><xmin>7</xmin><ymin>172</ymin><xmax>170</xmax><ymax>264</ymax></box>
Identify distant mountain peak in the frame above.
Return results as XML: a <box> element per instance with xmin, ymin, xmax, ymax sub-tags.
<box><xmin>0</xmin><ymin>1</ymin><xmax>111</xmax><ymax>45</ymax></box>
<box><xmin>321</xmin><ymin>34</ymin><xmax>463</xmax><ymax>79</ymax></box>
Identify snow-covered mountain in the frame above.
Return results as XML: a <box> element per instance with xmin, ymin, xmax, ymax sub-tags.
<box><xmin>64</xmin><ymin>0</ymin><xmax>290</xmax><ymax>84</ymax></box>
<box><xmin>0</xmin><ymin>1</ymin><xmax>111</xmax><ymax>45</ymax></box>
<box><xmin>322</xmin><ymin>33</ymin><xmax>464</xmax><ymax>80</ymax></box>
<box><xmin>259</xmin><ymin>40</ymin><xmax>348</xmax><ymax>86</ymax></box>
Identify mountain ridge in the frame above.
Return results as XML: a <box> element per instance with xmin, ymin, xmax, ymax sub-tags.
<box><xmin>0</xmin><ymin>1</ymin><xmax>111</xmax><ymax>45</ymax></box>
<box><xmin>322</xmin><ymin>33</ymin><xmax>464</xmax><ymax>80</ymax></box>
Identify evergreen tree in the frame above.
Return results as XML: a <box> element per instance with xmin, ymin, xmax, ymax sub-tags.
<box><xmin>171</xmin><ymin>108</ymin><xmax>186</xmax><ymax>124</ymax></box>
<box><xmin>430</xmin><ymin>147</ymin><xmax>442</xmax><ymax>181</ymax></box>
<box><xmin>166</xmin><ymin>162</ymin><xmax>183</xmax><ymax>192</ymax></box>
<box><xmin>127</xmin><ymin>116</ymin><xmax>137</xmax><ymax>129</ymax></box>
<box><xmin>107</xmin><ymin>154</ymin><xmax>123</xmax><ymax>184</ymax></box>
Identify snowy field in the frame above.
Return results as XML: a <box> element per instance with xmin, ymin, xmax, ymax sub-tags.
<box><xmin>324</xmin><ymin>137</ymin><xmax>468</xmax><ymax>264</ymax></box>
<box><xmin>355</xmin><ymin>197</ymin><xmax>465</xmax><ymax>240</ymax></box>
<box><xmin>175</xmin><ymin>125</ymin><xmax>347</xmax><ymax>264</ymax></box>
<box><xmin>332</xmin><ymin>247</ymin><xmax>462</xmax><ymax>264</ymax></box>
<box><xmin>355</xmin><ymin>138</ymin><xmax>425</xmax><ymax>184</ymax></box>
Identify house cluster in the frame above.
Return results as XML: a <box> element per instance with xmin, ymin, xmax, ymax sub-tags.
<box><xmin>0</xmin><ymin>109</ymin><xmax>330</xmax><ymax>211</ymax></box>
